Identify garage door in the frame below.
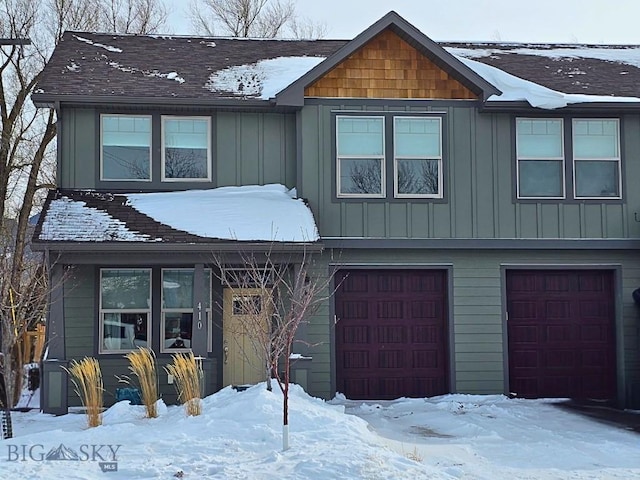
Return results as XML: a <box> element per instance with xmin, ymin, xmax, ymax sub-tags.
<box><xmin>335</xmin><ymin>269</ymin><xmax>449</xmax><ymax>400</ymax></box>
<box><xmin>506</xmin><ymin>270</ymin><xmax>616</xmax><ymax>400</ymax></box>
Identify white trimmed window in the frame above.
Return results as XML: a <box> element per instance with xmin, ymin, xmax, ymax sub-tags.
<box><xmin>573</xmin><ymin>119</ymin><xmax>621</xmax><ymax>198</ymax></box>
<box><xmin>516</xmin><ymin>118</ymin><xmax>565</xmax><ymax>199</ymax></box>
<box><xmin>394</xmin><ymin>117</ymin><xmax>443</xmax><ymax>198</ymax></box>
<box><xmin>336</xmin><ymin>116</ymin><xmax>385</xmax><ymax>197</ymax></box>
<box><xmin>100</xmin><ymin>269</ymin><xmax>151</xmax><ymax>354</ymax></box>
<box><xmin>161</xmin><ymin>116</ymin><xmax>211</xmax><ymax>181</ymax></box>
<box><xmin>161</xmin><ymin>269</ymin><xmax>212</xmax><ymax>353</ymax></box>
<box><xmin>101</xmin><ymin>115</ymin><xmax>152</xmax><ymax>181</ymax></box>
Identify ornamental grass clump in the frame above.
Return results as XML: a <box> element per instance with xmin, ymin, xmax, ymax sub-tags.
<box><xmin>65</xmin><ymin>357</ymin><xmax>103</xmax><ymax>427</ymax></box>
<box><xmin>124</xmin><ymin>347</ymin><xmax>159</xmax><ymax>418</ymax></box>
<box><xmin>165</xmin><ymin>352</ymin><xmax>203</xmax><ymax>416</ymax></box>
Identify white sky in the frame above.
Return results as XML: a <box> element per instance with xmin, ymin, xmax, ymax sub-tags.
<box><xmin>165</xmin><ymin>0</ymin><xmax>640</xmax><ymax>44</ymax></box>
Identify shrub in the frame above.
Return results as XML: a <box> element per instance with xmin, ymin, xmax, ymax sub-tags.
<box><xmin>65</xmin><ymin>357</ymin><xmax>103</xmax><ymax>427</ymax></box>
<box><xmin>124</xmin><ymin>347</ymin><xmax>158</xmax><ymax>418</ymax></box>
<box><xmin>165</xmin><ymin>352</ymin><xmax>203</xmax><ymax>416</ymax></box>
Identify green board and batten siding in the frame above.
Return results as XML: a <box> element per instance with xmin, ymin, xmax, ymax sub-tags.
<box><xmin>303</xmin><ymin>249</ymin><xmax>639</xmax><ymax>405</ymax></box>
<box><xmin>59</xmin><ymin>108</ymin><xmax>297</xmax><ymax>190</ymax></box>
<box><xmin>299</xmin><ymin>104</ymin><xmax>640</xmax><ymax>240</ymax></box>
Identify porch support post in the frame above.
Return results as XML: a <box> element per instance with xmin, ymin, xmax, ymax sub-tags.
<box><xmin>41</xmin><ymin>262</ymin><xmax>69</xmax><ymax>415</ymax></box>
<box><xmin>191</xmin><ymin>263</ymin><xmax>207</xmax><ymax>356</ymax></box>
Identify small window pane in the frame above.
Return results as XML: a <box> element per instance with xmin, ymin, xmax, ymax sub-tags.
<box><xmin>163</xmin><ymin>312</ymin><xmax>192</xmax><ymax>350</ymax></box>
<box><xmin>517</xmin><ymin>119</ymin><xmax>563</xmax><ymax>158</ymax></box>
<box><xmin>575</xmin><ymin>160</ymin><xmax>619</xmax><ymax>197</ymax></box>
<box><xmin>395</xmin><ymin>118</ymin><xmax>440</xmax><ymax>157</ymax></box>
<box><xmin>518</xmin><ymin>160</ymin><xmax>563</xmax><ymax>197</ymax></box>
<box><xmin>396</xmin><ymin>159</ymin><xmax>439</xmax><ymax>195</ymax></box>
<box><xmin>573</xmin><ymin>120</ymin><xmax>619</xmax><ymax>158</ymax></box>
<box><xmin>102</xmin><ymin>116</ymin><xmax>151</xmax><ymax>180</ymax></box>
<box><xmin>339</xmin><ymin>158</ymin><xmax>383</xmax><ymax>195</ymax></box>
<box><xmin>101</xmin><ymin>270</ymin><xmax>150</xmax><ymax>310</ymax></box>
<box><xmin>103</xmin><ymin>313</ymin><xmax>148</xmax><ymax>351</ymax></box>
<box><xmin>337</xmin><ymin>117</ymin><xmax>384</xmax><ymax>156</ymax></box>
<box><xmin>163</xmin><ymin>270</ymin><xmax>194</xmax><ymax>309</ymax></box>
<box><xmin>163</xmin><ymin>118</ymin><xmax>210</xmax><ymax>179</ymax></box>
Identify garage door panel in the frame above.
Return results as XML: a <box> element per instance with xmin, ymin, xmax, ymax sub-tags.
<box><xmin>336</xmin><ymin>269</ymin><xmax>448</xmax><ymax>400</ymax></box>
<box><xmin>507</xmin><ymin>269</ymin><xmax>615</xmax><ymax>400</ymax></box>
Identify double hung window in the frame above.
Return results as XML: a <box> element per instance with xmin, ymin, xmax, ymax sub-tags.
<box><xmin>394</xmin><ymin>117</ymin><xmax>442</xmax><ymax>197</ymax></box>
<box><xmin>516</xmin><ymin>117</ymin><xmax>621</xmax><ymax>200</ymax></box>
<box><xmin>336</xmin><ymin>116</ymin><xmax>385</xmax><ymax>197</ymax></box>
<box><xmin>161</xmin><ymin>269</ymin><xmax>212</xmax><ymax>353</ymax></box>
<box><xmin>336</xmin><ymin>114</ymin><xmax>444</xmax><ymax>199</ymax></box>
<box><xmin>161</xmin><ymin>116</ymin><xmax>211</xmax><ymax>181</ymax></box>
<box><xmin>101</xmin><ymin>115</ymin><xmax>152</xmax><ymax>181</ymax></box>
<box><xmin>99</xmin><ymin>269</ymin><xmax>151</xmax><ymax>353</ymax></box>
<box><xmin>572</xmin><ymin>119</ymin><xmax>620</xmax><ymax>198</ymax></box>
<box><xmin>516</xmin><ymin>118</ymin><xmax>564</xmax><ymax>199</ymax></box>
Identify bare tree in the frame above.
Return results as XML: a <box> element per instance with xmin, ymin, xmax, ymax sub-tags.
<box><xmin>100</xmin><ymin>0</ymin><xmax>168</xmax><ymax>35</ymax></box>
<box><xmin>188</xmin><ymin>0</ymin><xmax>325</xmax><ymax>39</ymax></box>
<box><xmin>0</xmin><ymin>0</ymin><xmax>168</xmax><ymax>408</ymax></box>
<box><xmin>347</xmin><ymin>161</ymin><xmax>381</xmax><ymax>194</ymax></box>
<box><xmin>214</xmin><ymin>248</ymin><xmax>335</xmax><ymax>451</ymax></box>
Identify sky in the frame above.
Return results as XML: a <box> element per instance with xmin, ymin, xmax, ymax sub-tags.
<box><xmin>166</xmin><ymin>0</ymin><xmax>640</xmax><ymax>44</ymax></box>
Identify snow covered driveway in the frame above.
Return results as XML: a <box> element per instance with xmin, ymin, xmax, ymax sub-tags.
<box><xmin>335</xmin><ymin>394</ymin><xmax>640</xmax><ymax>479</ymax></box>
<box><xmin>1</xmin><ymin>385</ymin><xmax>639</xmax><ymax>479</ymax></box>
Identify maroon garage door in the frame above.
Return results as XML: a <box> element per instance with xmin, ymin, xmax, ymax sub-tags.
<box><xmin>506</xmin><ymin>270</ymin><xmax>616</xmax><ymax>400</ymax></box>
<box><xmin>335</xmin><ymin>269</ymin><xmax>449</xmax><ymax>400</ymax></box>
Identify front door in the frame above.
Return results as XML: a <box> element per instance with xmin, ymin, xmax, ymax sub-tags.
<box><xmin>222</xmin><ymin>288</ymin><xmax>270</xmax><ymax>387</ymax></box>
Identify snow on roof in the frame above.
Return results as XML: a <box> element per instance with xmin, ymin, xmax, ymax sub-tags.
<box><xmin>126</xmin><ymin>184</ymin><xmax>319</xmax><ymax>242</ymax></box>
<box><xmin>457</xmin><ymin>56</ymin><xmax>640</xmax><ymax>109</ymax></box>
<box><xmin>204</xmin><ymin>56</ymin><xmax>325</xmax><ymax>99</ymax></box>
<box><xmin>72</xmin><ymin>34</ymin><xmax>122</xmax><ymax>53</ymax></box>
<box><xmin>108</xmin><ymin>61</ymin><xmax>185</xmax><ymax>84</ymax></box>
<box><xmin>39</xmin><ymin>197</ymin><xmax>153</xmax><ymax>242</ymax></box>
<box><xmin>447</xmin><ymin>45</ymin><xmax>640</xmax><ymax>69</ymax></box>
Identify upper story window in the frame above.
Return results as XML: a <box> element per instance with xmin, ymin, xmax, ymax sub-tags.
<box><xmin>573</xmin><ymin>119</ymin><xmax>621</xmax><ymax>198</ymax></box>
<box><xmin>516</xmin><ymin>117</ymin><xmax>621</xmax><ymax>200</ymax></box>
<box><xmin>336</xmin><ymin>116</ymin><xmax>385</xmax><ymax>197</ymax></box>
<box><xmin>162</xmin><ymin>116</ymin><xmax>212</xmax><ymax>181</ymax></box>
<box><xmin>516</xmin><ymin>118</ymin><xmax>565</xmax><ymax>199</ymax></box>
<box><xmin>336</xmin><ymin>114</ymin><xmax>444</xmax><ymax>199</ymax></box>
<box><xmin>394</xmin><ymin>117</ymin><xmax>442</xmax><ymax>198</ymax></box>
<box><xmin>101</xmin><ymin>115</ymin><xmax>152</xmax><ymax>181</ymax></box>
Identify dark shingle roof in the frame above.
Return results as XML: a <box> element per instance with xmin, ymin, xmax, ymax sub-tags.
<box><xmin>33</xmin><ymin>190</ymin><xmax>210</xmax><ymax>244</ymax></box>
<box><xmin>34</xmin><ymin>31</ymin><xmax>640</xmax><ymax>104</ymax></box>
<box><xmin>443</xmin><ymin>42</ymin><xmax>640</xmax><ymax>98</ymax></box>
<box><xmin>35</xmin><ymin>32</ymin><xmax>347</xmax><ymax>101</ymax></box>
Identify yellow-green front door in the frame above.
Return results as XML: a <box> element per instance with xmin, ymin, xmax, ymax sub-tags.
<box><xmin>222</xmin><ymin>288</ymin><xmax>269</xmax><ymax>387</ymax></box>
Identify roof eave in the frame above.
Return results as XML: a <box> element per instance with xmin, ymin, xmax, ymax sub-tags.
<box><xmin>479</xmin><ymin>100</ymin><xmax>640</xmax><ymax>113</ymax></box>
<box><xmin>275</xmin><ymin>11</ymin><xmax>502</xmax><ymax>107</ymax></box>
<box><xmin>32</xmin><ymin>93</ymin><xmax>280</xmax><ymax>110</ymax></box>
<box><xmin>31</xmin><ymin>240</ymin><xmax>324</xmax><ymax>253</ymax></box>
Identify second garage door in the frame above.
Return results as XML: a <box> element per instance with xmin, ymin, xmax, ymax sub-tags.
<box><xmin>335</xmin><ymin>269</ymin><xmax>449</xmax><ymax>400</ymax></box>
<box><xmin>506</xmin><ymin>269</ymin><xmax>616</xmax><ymax>400</ymax></box>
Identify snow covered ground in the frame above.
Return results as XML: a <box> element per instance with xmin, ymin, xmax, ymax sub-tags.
<box><xmin>1</xmin><ymin>384</ymin><xmax>638</xmax><ymax>479</ymax></box>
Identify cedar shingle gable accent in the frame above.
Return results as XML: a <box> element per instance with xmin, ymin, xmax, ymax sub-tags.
<box><xmin>305</xmin><ymin>29</ymin><xmax>477</xmax><ymax>100</ymax></box>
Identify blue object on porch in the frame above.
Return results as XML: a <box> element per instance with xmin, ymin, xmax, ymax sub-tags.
<box><xmin>115</xmin><ymin>387</ymin><xmax>142</xmax><ymax>405</ymax></box>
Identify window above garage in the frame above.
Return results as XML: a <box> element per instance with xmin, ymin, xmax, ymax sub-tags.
<box><xmin>516</xmin><ymin>117</ymin><xmax>621</xmax><ymax>201</ymax></box>
<box><xmin>335</xmin><ymin>114</ymin><xmax>445</xmax><ymax>200</ymax></box>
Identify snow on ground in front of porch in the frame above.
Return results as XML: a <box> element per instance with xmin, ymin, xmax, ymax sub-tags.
<box><xmin>3</xmin><ymin>383</ymin><xmax>639</xmax><ymax>479</ymax></box>
<box><xmin>126</xmin><ymin>184</ymin><xmax>319</xmax><ymax>242</ymax></box>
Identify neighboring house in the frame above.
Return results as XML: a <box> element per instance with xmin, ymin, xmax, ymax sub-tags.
<box><xmin>32</xmin><ymin>11</ymin><xmax>640</xmax><ymax>414</ymax></box>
